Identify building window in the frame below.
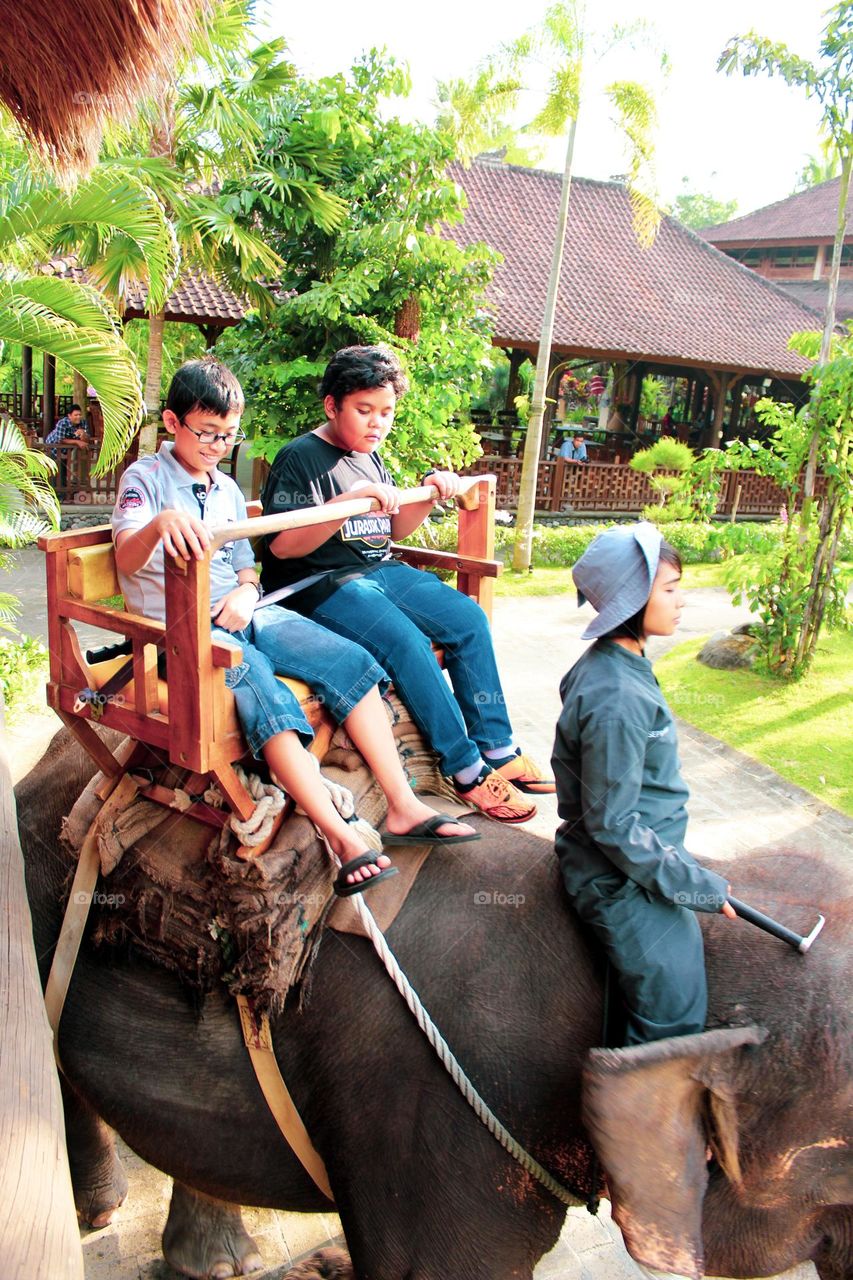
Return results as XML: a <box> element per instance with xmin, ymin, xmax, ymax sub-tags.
<box><xmin>731</xmin><ymin>248</ymin><xmax>763</xmax><ymax>268</ymax></box>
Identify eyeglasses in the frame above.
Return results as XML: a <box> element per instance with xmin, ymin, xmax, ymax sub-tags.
<box><xmin>178</xmin><ymin>417</ymin><xmax>246</xmax><ymax>446</ymax></box>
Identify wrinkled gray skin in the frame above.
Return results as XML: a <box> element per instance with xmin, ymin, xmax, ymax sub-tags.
<box><xmin>17</xmin><ymin>730</ymin><xmax>853</xmax><ymax>1280</ymax></box>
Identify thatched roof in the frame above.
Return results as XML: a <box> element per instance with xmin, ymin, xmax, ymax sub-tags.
<box><xmin>0</xmin><ymin>0</ymin><xmax>208</xmax><ymax>178</ymax></box>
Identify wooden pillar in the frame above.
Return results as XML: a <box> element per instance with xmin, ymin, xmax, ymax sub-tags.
<box><xmin>607</xmin><ymin>363</ymin><xmax>627</xmax><ymax>432</ymax></box>
<box><xmin>629</xmin><ymin>363</ymin><xmax>644</xmax><ymax>435</ymax></box>
<box><xmin>703</xmin><ymin>372</ymin><xmax>735</xmax><ymax>448</ymax></box>
<box><xmin>504</xmin><ymin>349</ymin><xmax>525</xmax><ymax>412</ymax></box>
<box><xmin>725</xmin><ymin>377</ymin><xmax>745</xmax><ymax>443</ymax></box>
<box><xmin>21</xmin><ymin>345</ymin><xmax>32</xmax><ymax>420</ymax></box>
<box><xmin>0</xmin><ymin>734</ymin><xmax>84</xmax><ymax>1280</ymax></box>
<box><xmin>539</xmin><ymin>350</ymin><xmax>564</xmax><ymax>460</ymax></box>
<box><xmin>42</xmin><ymin>353</ymin><xmax>56</xmax><ymax>437</ymax></box>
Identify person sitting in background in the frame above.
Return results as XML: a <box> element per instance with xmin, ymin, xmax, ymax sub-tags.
<box><xmin>47</xmin><ymin>403</ymin><xmax>90</xmax><ymax>487</ymax></box>
<box><xmin>46</xmin><ymin>403</ymin><xmax>89</xmax><ymax>448</ymax></box>
<box><xmin>559</xmin><ymin>432</ymin><xmax>587</xmax><ymax>463</ymax></box>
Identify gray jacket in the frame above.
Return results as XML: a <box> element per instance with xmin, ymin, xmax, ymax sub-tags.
<box><xmin>552</xmin><ymin>641</ymin><xmax>728</xmax><ymax>912</ymax></box>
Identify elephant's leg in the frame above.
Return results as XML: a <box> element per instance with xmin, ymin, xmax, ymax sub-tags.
<box><xmin>61</xmin><ymin>1077</ymin><xmax>128</xmax><ymax>1227</ymax></box>
<box><xmin>162</xmin><ymin>1181</ymin><xmax>264</xmax><ymax>1280</ymax></box>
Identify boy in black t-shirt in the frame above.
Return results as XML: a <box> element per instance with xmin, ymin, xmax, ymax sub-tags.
<box><xmin>261</xmin><ymin>345</ymin><xmax>554</xmax><ymax>824</ymax></box>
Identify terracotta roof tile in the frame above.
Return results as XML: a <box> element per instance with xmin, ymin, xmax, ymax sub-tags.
<box><xmin>447</xmin><ymin>161</ymin><xmax>819</xmax><ymax>379</ymax></box>
<box><xmin>775</xmin><ymin>278</ymin><xmax>853</xmax><ymax>322</ymax></box>
<box><xmin>40</xmin><ymin>258</ymin><xmax>244</xmax><ymax>327</ymax></box>
<box><xmin>122</xmin><ymin>269</ymin><xmax>244</xmax><ymax>325</ymax></box>
<box><xmin>701</xmin><ymin>177</ymin><xmax>851</xmax><ymax>243</ymax></box>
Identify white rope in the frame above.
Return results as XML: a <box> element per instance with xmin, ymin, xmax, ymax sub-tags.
<box><xmin>317</xmin><ymin>831</ymin><xmax>581</xmax><ymax>1209</ymax></box>
<box><xmin>228</xmin><ymin>766</ymin><xmax>287</xmax><ymax>846</ymax></box>
<box><xmin>227</xmin><ymin>758</ymin><xmax>382</xmax><ymax>852</ymax></box>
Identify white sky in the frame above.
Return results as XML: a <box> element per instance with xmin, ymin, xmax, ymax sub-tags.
<box><xmin>257</xmin><ymin>0</ymin><xmax>829</xmax><ymax>216</ymax></box>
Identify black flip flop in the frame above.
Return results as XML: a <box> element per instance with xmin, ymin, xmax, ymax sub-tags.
<box><xmin>334</xmin><ymin>853</ymin><xmax>400</xmax><ymax>898</ymax></box>
<box><xmin>381</xmin><ymin>813</ymin><xmax>482</xmax><ymax>847</ymax></box>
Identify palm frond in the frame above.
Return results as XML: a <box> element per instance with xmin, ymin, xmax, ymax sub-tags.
<box><xmin>0</xmin><ymin>591</ymin><xmax>22</xmax><ymax>631</ymax></box>
<box><xmin>0</xmin><ymin>169</ymin><xmax>179</xmax><ymax>312</ymax></box>
<box><xmin>605</xmin><ymin>79</ymin><xmax>661</xmax><ymax>248</ymax></box>
<box><xmin>12</xmin><ymin>274</ymin><xmax>123</xmax><ymax>335</ymax></box>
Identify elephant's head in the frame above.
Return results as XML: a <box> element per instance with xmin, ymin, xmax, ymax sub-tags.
<box><xmin>584</xmin><ymin>1023</ymin><xmax>852</xmax><ymax>1279</ymax></box>
<box><xmin>583</xmin><ymin>1025</ymin><xmax>805</xmax><ymax>1279</ymax></box>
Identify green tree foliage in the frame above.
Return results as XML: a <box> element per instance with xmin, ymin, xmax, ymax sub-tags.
<box><xmin>219</xmin><ymin>53</ymin><xmax>497</xmax><ymax>480</ymax></box>
<box><xmin>670</xmin><ymin>180</ymin><xmax>737</xmax><ymax>229</ymax></box>
<box><xmin>722</xmin><ymin>327</ymin><xmax>853</xmax><ymax>677</ymax></box>
<box><xmin>794</xmin><ymin>142</ymin><xmax>842</xmax><ymax>192</ymax></box>
<box><xmin>435</xmin><ymin>66</ymin><xmax>541</xmax><ymax>167</ymax></box>
<box><xmin>630</xmin><ymin>438</ymin><xmax>725</xmax><ymax>523</ymax></box>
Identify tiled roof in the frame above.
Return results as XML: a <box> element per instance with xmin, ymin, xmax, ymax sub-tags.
<box><xmin>701</xmin><ymin>178</ymin><xmax>851</xmax><ymax>244</ymax></box>
<box><xmin>774</xmin><ymin>277</ymin><xmax>853</xmax><ymax>322</ymax></box>
<box><xmin>446</xmin><ymin>161</ymin><xmax>819</xmax><ymax>379</ymax></box>
<box><xmin>40</xmin><ymin>258</ymin><xmax>244</xmax><ymax>327</ymax></box>
<box><xmin>122</xmin><ymin>270</ymin><xmax>244</xmax><ymax>325</ymax></box>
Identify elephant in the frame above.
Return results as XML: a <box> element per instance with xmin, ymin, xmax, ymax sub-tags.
<box><xmin>16</xmin><ymin>727</ymin><xmax>853</xmax><ymax>1280</ymax></box>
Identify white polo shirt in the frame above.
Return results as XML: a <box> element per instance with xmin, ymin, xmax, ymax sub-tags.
<box><xmin>112</xmin><ymin>440</ymin><xmax>255</xmax><ymax>622</ymax></box>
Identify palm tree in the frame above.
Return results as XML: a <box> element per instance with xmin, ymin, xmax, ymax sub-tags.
<box><xmin>0</xmin><ymin>122</ymin><xmax>178</xmax><ymax>470</ymax></box>
<box><xmin>501</xmin><ymin>3</ymin><xmax>663</xmax><ymax>571</ymax></box>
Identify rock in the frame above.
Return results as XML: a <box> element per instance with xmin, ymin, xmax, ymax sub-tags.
<box><xmin>731</xmin><ymin>622</ymin><xmax>760</xmax><ymax>637</ymax></box>
<box><xmin>697</xmin><ymin>633</ymin><xmax>757</xmax><ymax>670</ymax></box>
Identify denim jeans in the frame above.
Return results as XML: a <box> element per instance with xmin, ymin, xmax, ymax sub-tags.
<box><xmin>310</xmin><ymin>562</ymin><xmax>513</xmax><ymax>776</ymax></box>
<box><xmin>212</xmin><ymin>605</ymin><xmax>388</xmax><ymax>758</ymax></box>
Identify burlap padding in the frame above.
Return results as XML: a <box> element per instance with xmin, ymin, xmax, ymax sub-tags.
<box><xmin>60</xmin><ymin>694</ymin><xmax>457</xmax><ymax>1015</ymax></box>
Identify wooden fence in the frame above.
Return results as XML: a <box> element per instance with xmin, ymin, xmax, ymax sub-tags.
<box><xmin>463</xmin><ymin>457</ymin><xmax>825</xmax><ymax>518</ymax></box>
<box><xmin>40</xmin><ymin>442</ymin><xmax>130</xmax><ymax>506</ymax></box>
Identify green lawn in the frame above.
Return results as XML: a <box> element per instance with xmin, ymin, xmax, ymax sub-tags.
<box><xmin>495</xmin><ymin>562</ymin><xmax>729</xmax><ymax>596</ymax></box>
<box><xmin>494</xmin><ymin>560</ymin><xmax>852</xmax><ymax>598</ymax></box>
<box><xmin>655</xmin><ymin>631</ymin><xmax>853</xmax><ymax>816</ymax></box>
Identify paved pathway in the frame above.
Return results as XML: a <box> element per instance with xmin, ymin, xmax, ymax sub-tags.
<box><xmin>7</xmin><ymin>548</ymin><xmax>849</xmax><ymax>1279</ymax></box>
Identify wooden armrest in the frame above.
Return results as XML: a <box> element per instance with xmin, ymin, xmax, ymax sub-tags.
<box><xmin>39</xmin><ymin>524</ymin><xmax>112</xmax><ymax>552</ymax></box>
<box><xmin>392</xmin><ymin>547</ymin><xmax>502</xmax><ymax>577</ymax></box>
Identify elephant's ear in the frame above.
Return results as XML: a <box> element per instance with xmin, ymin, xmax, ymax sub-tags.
<box><xmin>582</xmin><ymin>1026</ymin><xmax>767</xmax><ymax>1280</ymax></box>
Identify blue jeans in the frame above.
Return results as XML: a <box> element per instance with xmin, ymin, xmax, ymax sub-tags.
<box><xmin>310</xmin><ymin>562</ymin><xmax>513</xmax><ymax>776</ymax></box>
<box><xmin>212</xmin><ymin>605</ymin><xmax>388</xmax><ymax>759</ymax></box>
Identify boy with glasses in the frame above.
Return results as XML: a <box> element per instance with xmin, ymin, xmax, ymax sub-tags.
<box><xmin>112</xmin><ymin>359</ymin><xmax>477</xmax><ymax>896</ymax></box>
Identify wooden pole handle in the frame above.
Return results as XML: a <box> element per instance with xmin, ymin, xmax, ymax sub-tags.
<box><xmin>209</xmin><ymin>475</ymin><xmax>494</xmax><ymax>550</ymax></box>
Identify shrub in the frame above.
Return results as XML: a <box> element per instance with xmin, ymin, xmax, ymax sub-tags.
<box><xmin>0</xmin><ymin>633</ymin><xmax>48</xmax><ymax>720</ymax></box>
<box><xmin>404</xmin><ymin>514</ymin><xmax>809</xmax><ymax>571</ymax></box>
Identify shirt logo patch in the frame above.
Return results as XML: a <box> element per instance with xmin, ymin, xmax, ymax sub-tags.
<box><xmin>648</xmin><ymin>726</ymin><xmax>670</xmax><ymax>739</ymax></box>
<box><xmin>119</xmin><ymin>486</ymin><xmax>145</xmax><ymax>510</ymax></box>
<box><xmin>341</xmin><ymin>514</ymin><xmax>391</xmax><ymax>548</ymax></box>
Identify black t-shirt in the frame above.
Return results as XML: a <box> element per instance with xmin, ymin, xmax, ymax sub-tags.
<box><xmin>261</xmin><ymin>431</ymin><xmax>396</xmax><ymax>613</ymax></box>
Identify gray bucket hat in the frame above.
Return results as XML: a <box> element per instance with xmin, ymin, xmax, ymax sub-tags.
<box><xmin>573</xmin><ymin>522</ymin><xmax>663</xmax><ymax>639</ymax></box>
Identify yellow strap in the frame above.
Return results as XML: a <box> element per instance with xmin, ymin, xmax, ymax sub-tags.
<box><xmin>44</xmin><ymin>772</ymin><xmax>140</xmax><ymax>1067</ymax></box>
<box><xmin>236</xmin><ymin>995</ymin><xmax>334</xmax><ymax>1201</ymax></box>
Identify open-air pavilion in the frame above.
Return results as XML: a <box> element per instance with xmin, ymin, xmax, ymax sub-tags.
<box><xmin>445</xmin><ymin>159</ymin><xmax>824</xmax><ymax>515</ymax></box>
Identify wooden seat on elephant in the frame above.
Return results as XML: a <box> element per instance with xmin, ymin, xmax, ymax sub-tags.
<box><xmin>39</xmin><ymin>476</ymin><xmax>499</xmax><ymax>848</ymax></box>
